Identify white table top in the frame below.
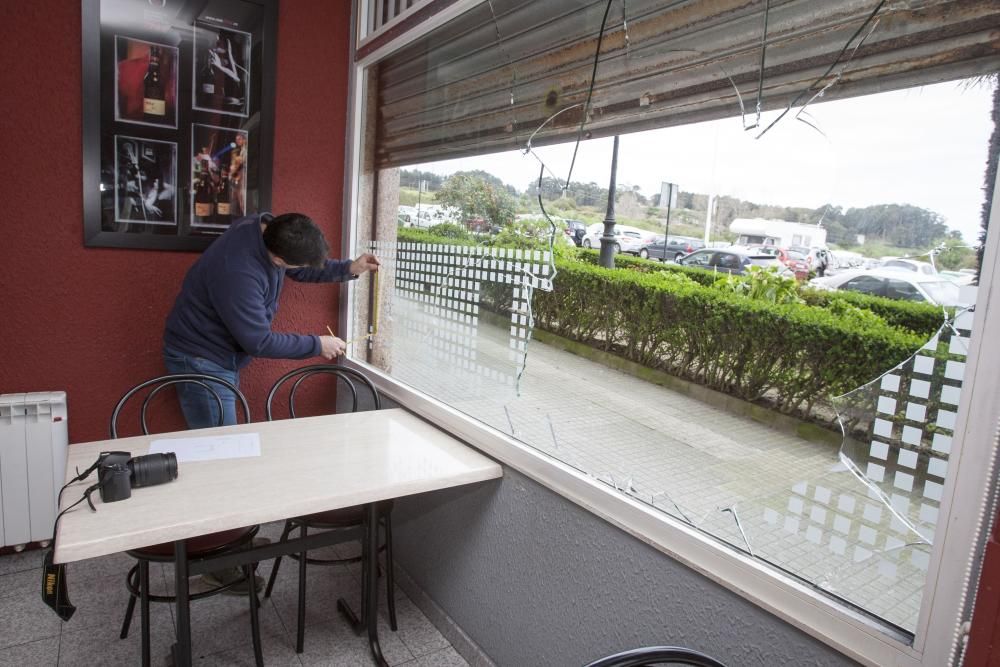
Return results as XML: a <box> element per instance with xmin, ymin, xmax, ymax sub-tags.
<box><xmin>54</xmin><ymin>409</ymin><xmax>502</xmax><ymax>563</ymax></box>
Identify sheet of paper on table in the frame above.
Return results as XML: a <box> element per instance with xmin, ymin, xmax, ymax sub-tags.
<box><xmin>148</xmin><ymin>433</ymin><xmax>261</xmax><ymax>462</ymax></box>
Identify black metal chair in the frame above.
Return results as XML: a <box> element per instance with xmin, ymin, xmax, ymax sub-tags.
<box><xmin>583</xmin><ymin>646</ymin><xmax>728</xmax><ymax>667</ymax></box>
<box><xmin>111</xmin><ymin>373</ymin><xmax>264</xmax><ymax>667</ymax></box>
<box><xmin>261</xmin><ymin>364</ymin><xmax>396</xmax><ymax>653</ymax></box>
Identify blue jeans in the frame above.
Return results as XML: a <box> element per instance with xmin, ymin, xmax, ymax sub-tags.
<box><xmin>162</xmin><ymin>347</ymin><xmax>241</xmax><ymax>429</ymax></box>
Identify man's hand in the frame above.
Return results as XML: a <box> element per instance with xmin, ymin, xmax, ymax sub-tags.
<box><xmin>349</xmin><ymin>253</ymin><xmax>381</xmax><ymax>276</ymax></box>
<box><xmin>319</xmin><ymin>335</ymin><xmax>346</xmax><ymax>360</ymax></box>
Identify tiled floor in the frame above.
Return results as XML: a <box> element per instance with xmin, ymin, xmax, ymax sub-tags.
<box><xmin>0</xmin><ymin>521</ymin><xmax>468</xmax><ymax>666</ymax></box>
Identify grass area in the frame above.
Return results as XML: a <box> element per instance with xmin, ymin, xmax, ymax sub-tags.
<box><xmin>529</xmin><ymin>202</ymin><xmax>712</xmax><ymax>239</ymax></box>
<box><xmin>404</xmin><ymin>186</ymin><xmax>959</xmax><ymax>261</ymax></box>
<box><xmin>399</xmin><ymin>187</ymin><xmax>438</xmax><ymax>206</ymax></box>
<box><xmin>831</xmin><ymin>240</ymin><xmax>922</xmax><ymax>259</ymax></box>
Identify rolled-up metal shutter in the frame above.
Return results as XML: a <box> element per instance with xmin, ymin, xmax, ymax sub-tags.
<box><xmin>373</xmin><ymin>0</ymin><xmax>1000</xmax><ymax>168</ymax></box>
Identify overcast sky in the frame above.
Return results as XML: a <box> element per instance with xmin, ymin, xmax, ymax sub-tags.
<box><xmin>417</xmin><ymin>78</ymin><xmax>996</xmax><ymax>243</ymax></box>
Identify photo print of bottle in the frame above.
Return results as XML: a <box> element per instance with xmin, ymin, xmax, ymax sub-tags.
<box><xmin>114</xmin><ymin>136</ymin><xmax>178</xmax><ymax>225</ymax></box>
<box><xmin>191</xmin><ymin>123</ymin><xmax>248</xmax><ymax>228</ymax></box>
<box><xmin>192</xmin><ymin>21</ymin><xmax>251</xmax><ymax>117</ymax></box>
<box><xmin>114</xmin><ymin>36</ymin><xmax>179</xmax><ymax>128</ymax></box>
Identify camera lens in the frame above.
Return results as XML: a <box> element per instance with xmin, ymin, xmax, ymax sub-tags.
<box><xmin>128</xmin><ymin>452</ymin><xmax>178</xmax><ymax>488</ymax></box>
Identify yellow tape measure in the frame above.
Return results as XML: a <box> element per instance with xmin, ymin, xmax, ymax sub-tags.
<box><xmin>345</xmin><ymin>269</ymin><xmax>379</xmax><ymax>345</ymax></box>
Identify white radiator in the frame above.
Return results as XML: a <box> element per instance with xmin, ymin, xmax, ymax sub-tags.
<box><xmin>0</xmin><ymin>392</ymin><xmax>68</xmax><ymax>550</ymax></box>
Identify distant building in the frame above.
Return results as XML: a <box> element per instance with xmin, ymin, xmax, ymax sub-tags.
<box><xmin>729</xmin><ymin>218</ymin><xmax>827</xmax><ymax>249</ymax></box>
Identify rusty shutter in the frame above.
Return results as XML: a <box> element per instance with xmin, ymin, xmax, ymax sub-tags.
<box><xmin>372</xmin><ymin>0</ymin><xmax>1000</xmax><ymax>168</ymax></box>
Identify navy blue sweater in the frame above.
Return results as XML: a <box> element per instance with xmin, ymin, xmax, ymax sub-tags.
<box><xmin>163</xmin><ymin>215</ymin><xmax>353</xmax><ymax>370</ymax></box>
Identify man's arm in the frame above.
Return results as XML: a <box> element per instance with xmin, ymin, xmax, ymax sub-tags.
<box><xmin>209</xmin><ymin>268</ymin><xmax>321</xmax><ymax>359</ymax></box>
<box><xmin>286</xmin><ymin>258</ymin><xmax>353</xmax><ymax>283</ymax></box>
<box><xmin>286</xmin><ymin>253</ymin><xmax>381</xmax><ymax>283</ymax></box>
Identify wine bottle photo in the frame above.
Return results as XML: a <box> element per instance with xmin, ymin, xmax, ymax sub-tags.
<box><xmin>114</xmin><ymin>36</ymin><xmax>177</xmax><ymax>128</ymax></box>
<box><xmin>113</xmin><ymin>136</ymin><xmax>178</xmax><ymax>226</ymax></box>
<box><xmin>192</xmin><ymin>22</ymin><xmax>251</xmax><ymax>117</ymax></box>
<box><xmin>191</xmin><ymin>123</ymin><xmax>248</xmax><ymax>229</ymax></box>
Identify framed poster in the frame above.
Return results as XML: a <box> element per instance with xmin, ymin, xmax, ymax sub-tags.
<box><xmin>82</xmin><ymin>0</ymin><xmax>277</xmax><ymax>251</ymax></box>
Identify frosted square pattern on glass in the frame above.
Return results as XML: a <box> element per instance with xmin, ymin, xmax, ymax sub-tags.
<box><xmin>893</xmin><ymin>471</ymin><xmax>914</xmax><ymax>492</ymax></box>
<box><xmin>940</xmin><ymin>385</ymin><xmax>961</xmax><ymax>406</ymax></box>
<box><xmin>901</xmin><ymin>425</ymin><xmax>921</xmax><ymax>446</ymax></box>
<box><xmin>897</xmin><ymin>448</ymin><xmax>918</xmax><ymax>469</ymax></box>
<box><xmin>880</xmin><ymin>374</ymin><xmax>900</xmax><ymax>392</ymax></box>
<box><xmin>913</xmin><ymin>355</ymin><xmax>934</xmax><ymax>375</ymax></box>
<box><xmin>932</xmin><ymin>433</ymin><xmax>952</xmax><ymax>454</ymax></box>
<box><xmin>937</xmin><ymin>410</ymin><xmax>957</xmax><ymax>430</ymax></box>
<box><xmin>870</xmin><ymin>441</ymin><xmax>889</xmax><ymax>460</ymax></box>
<box><xmin>877</xmin><ymin>396</ymin><xmax>896</xmax><ymax>415</ymax></box>
<box><xmin>909</xmin><ymin>379</ymin><xmax>931</xmax><ymax>399</ymax></box>
<box><xmin>927</xmin><ymin>458</ymin><xmax>948</xmax><ymax>478</ymax></box>
<box><xmin>945</xmin><ymin>361</ymin><xmax>965</xmax><ymax>381</ymax></box>
<box><xmin>905</xmin><ymin>402</ymin><xmax>927</xmax><ymax>422</ymax></box>
<box><xmin>819</xmin><ymin>308</ymin><xmax>972</xmax><ymax>632</ymax></box>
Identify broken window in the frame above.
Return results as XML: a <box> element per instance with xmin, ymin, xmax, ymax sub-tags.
<box><xmin>349</xmin><ymin>0</ymin><xmax>997</xmax><ymax>641</ymax></box>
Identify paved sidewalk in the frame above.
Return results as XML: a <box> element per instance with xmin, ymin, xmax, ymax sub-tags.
<box><xmin>386</xmin><ymin>305</ymin><xmax>930</xmax><ymax>633</ymax></box>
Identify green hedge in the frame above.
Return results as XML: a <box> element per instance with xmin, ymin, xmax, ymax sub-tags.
<box><xmin>798</xmin><ymin>288</ymin><xmax>945</xmax><ymax>336</ymax></box>
<box><xmin>575</xmin><ymin>249</ymin><xmax>943</xmax><ymax>336</ymax></box>
<box><xmin>576</xmin><ymin>248</ymin><xmax>719</xmax><ymax>285</ymax></box>
<box><xmin>391</xmin><ymin>231</ymin><xmax>929</xmax><ymax>414</ymax></box>
<box><xmin>532</xmin><ymin>259</ymin><xmax>924</xmax><ymax>415</ymax></box>
<box><xmin>397</xmin><ymin>227</ymin><xmax>479</xmax><ymax>246</ymax></box>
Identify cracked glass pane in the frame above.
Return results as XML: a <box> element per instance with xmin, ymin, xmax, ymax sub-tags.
<box><xmin>356</xmin><ymin>0</ymin><xmax>994</xmax><ymax>640</ymax></box>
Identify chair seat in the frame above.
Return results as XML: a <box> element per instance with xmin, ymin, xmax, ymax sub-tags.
<box><xmin>129</xmin><ymin>527</ymin><xmax>256</xmax><ymax>559</ymax></box>
<box><xmin>298</xmin><ymin>500</ymin><xmax>393</xmax><ymax>528</ymax></box>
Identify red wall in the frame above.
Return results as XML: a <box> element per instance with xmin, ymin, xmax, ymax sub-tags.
<box><xmin>0</xmin><ymin>1</ymin><xmax>352</xmax><ymax>443</ymax></box>
<box><xmin>967</xmin><ymin>514</ymin><xmax>1000</xmax><ymax>665</ymax></box>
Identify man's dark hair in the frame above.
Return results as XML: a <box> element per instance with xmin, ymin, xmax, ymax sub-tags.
<box><xmin>262</xmin><ymin>213</ymin><xmax>329</xmax><ymax>268</ymax></box>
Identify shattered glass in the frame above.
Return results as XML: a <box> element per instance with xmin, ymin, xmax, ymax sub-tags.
<box><xmin>355</xmin><ymin>0</ymin><xmax>984</xmax><ymax>638</ymax></box>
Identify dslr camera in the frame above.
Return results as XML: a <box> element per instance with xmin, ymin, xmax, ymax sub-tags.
<box><xmin>97</xmin><ymin>451</ymin><xmax>178</xmax><ymax>503</ymax></box>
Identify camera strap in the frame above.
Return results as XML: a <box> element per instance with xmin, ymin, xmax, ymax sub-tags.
<box><xmin>41</xmin><ymin>479</ymin><xmax>103</xmax><ymax>621</ymax></box>
<box><xmin>41</xmin><ymin>548</ymin><xmax>75</xmax><ymax>621</ymax></box>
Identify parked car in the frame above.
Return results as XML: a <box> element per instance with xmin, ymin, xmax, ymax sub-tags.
<box><xmin>676</xmin><ymin>248</ymin><xmax>793</xmax><ymax>276</ymax></box>
<box><xmin>809</xmin><ymin>269</ymin><xmax>966</xmax><ymax>306</ymax></box>
<box><xmin>564</xmin><ymin>219</ymin><xmax>587</xmax><ymax>246</ymax></box>
<box><xmin>880</xmin><ymin>258</ymin><xmax>937</xmax><ymax>275</ymax></box>
<box><xmin>745</xmin><ymin>246</ymin><xmax>811</xmax><ymax>279</ymax></box>
<box><xmin>638</xmin><ymin>235</ymin><xmax>706</xmax><ymax>261</ymax></box>
<box><xmin>581</xmin><ymin>227</ymin><xmax>645</xmax><ymax>254</ymax></box>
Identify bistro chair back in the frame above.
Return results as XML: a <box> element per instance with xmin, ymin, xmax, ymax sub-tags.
<box><xmin>262</xmin><ymin>364</ymin><xmax>396</xmax><ymax>654</ymax></box>
<box><xmin>110</xmin><ymin>372</ymin><xmax>250</xmax><ymax>438</ymax></box>
<box><xmin>110</xmin><ymin>373</ymin><xmax>263</xmax><ymax>667</ymax></box>
<box><xmin>265</xmin><ymin>364</ymin><xmax>381</xmax><ymax>420</ymax></box>
<box><xmin>583</xmin><ymin>646</ymin><xmax>728</xmax><ymax>667</ymax></box>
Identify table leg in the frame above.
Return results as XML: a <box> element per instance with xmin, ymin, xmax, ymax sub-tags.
<box><xmin>365</xmin><ymin>503</ymin><xmax>388</xmax><ymax>667</ymax></box>
<box><xmin>335</xmin><ymin>504</ymin><xmax>387</xmax><ymax>665</ymax></box>
<box><xmin>171</xmin><ymin>540</ymin><xmax>192</xmax><ymax>667</ymax></box>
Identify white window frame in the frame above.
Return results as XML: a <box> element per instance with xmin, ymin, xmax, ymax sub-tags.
<box><xmin>339</xmin><ymin>3</ymin><xmax>1000</xmax><ymax>664</ymax></box>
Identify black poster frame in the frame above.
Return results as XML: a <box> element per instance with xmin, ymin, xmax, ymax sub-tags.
<box><xmin>82</xmin><ymin>0</ymin><xmax>278</xmax><ymax>251</ymax></box>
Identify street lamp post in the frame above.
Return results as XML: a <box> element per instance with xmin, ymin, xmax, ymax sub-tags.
<box><xmin>662</xmin><ymin>182</ymin><xmax>676</xmax><ymax>249</ymax></box>
<box><xmin>599</xmin><ymin>135</ymin><xmax>620</xmax><ymax>268</ymax></box>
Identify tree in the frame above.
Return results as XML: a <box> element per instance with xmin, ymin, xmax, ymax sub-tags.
<box><xmin>840</xmin><ymin>204</ymin><xmax>947</xmax><ymax>248</ymax></box>
<box><xmin>936</xmin><ymin>243</ymin><xmax>976</xmax><ymax>270</ymax></box>
<box><xmin>437</xmin><ymin>173</ymin><xmax>516</xmax><ymax>228</ymax></box>
<box><xmin>399</xmin><ymin>169</ymin><xmax>444</xmax><ymax>191</ymax></box>
<box><xmin>527</xmin><ymin>177</ymin><xmax>609</xmax><ymax>207</ymax></box>
<box><xmin>451</xmin><ymin>169</ymin><xmax>518</xmax><ymax>196</ymax></box>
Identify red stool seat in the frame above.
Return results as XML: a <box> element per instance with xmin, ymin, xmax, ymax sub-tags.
<box><xmin>129</xmin><ymin>527</ymin><xmax>256</xmax><ymax>559</ymax></box>
<box><xmin>300</xmin><ymin>500</ymin><xmax>392</xmax><ymax>528</ymax></box>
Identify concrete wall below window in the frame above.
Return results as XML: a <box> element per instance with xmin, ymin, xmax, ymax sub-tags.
<box><xmin>392</xmin><ymin>466</ymin><xmax>860</xmax><ymax>667</ymax></box>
